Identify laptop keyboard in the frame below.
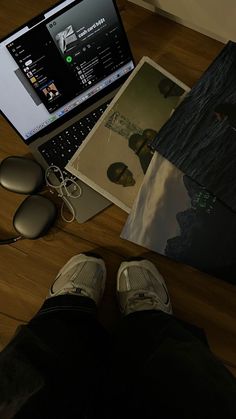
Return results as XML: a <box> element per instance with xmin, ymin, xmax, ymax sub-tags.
<box><xmin>39</xmin><ymin>100</ymin><xmax>111</xmax><ymax>179</ymax></box>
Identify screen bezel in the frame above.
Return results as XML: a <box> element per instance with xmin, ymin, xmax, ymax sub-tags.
<box><xmin>0</xmin><ymin>0</ymin><xmax>135</xmax><ymax>145</ymax></box>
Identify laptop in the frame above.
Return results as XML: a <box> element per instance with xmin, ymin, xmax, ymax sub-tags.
<box><xmin>0</xmin><ymin>0</ymin><xmax>135</xmax><ymax>222</ymax></box>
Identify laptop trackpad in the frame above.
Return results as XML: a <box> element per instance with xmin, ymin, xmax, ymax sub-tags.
<box><xmin>66</xmin><ymin>179</ymin><xmax>111</xmax><ymax>223</ymax></box>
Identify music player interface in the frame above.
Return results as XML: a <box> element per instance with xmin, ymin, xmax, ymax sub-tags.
<box><xmin>6</xmin><ymin>0</ymin><xmax>132</xmax><ymax>115</ymax></box>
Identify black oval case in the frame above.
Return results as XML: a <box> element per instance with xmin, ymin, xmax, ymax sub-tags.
<box><xmin>13</xmin><ymin>195</ymin><xmax>57</xmax><ymax>239</ymax></box>
<box><xmin>0</xmin><ymin>156</ymin><xmax>44</xmax><ymax>194</ymax></box>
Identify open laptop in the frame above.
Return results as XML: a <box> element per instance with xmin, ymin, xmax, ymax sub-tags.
<box><xmin>0</xmin><ymin>0</ymin><xmax>135</xmax><ymax>222</ymax></box>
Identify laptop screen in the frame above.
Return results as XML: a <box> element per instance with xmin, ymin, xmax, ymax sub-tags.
<box><xmin>0</xmin><ymin>0</ymin><xmax>134</xmax><ymax>143</ymax></box>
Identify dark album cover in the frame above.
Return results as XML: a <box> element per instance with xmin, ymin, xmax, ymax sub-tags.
<box><xmin>150</xmin><ymin>41</ymin><xmax>236</xmax><ymax>212</ymax></box>
<box><xmin>121</xmin><ymin>153</ymin><xmax>236</xmax><ymax>284</ymax></box>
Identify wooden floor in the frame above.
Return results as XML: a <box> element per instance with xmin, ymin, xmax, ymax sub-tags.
<box><xmin>0</xmin><ymin>0</ymin><xmax>236</xmax><ymax>376</ymax></box>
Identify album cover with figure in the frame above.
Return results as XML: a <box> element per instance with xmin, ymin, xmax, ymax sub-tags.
<box><xmin>66</xmin><ymin>56</ymin><xmax>189</xmax><ymax>212</ymax></box>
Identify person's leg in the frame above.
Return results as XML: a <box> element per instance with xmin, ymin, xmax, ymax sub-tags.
<box><xmin>0</xmin><ymin>254</ymin><xmax>110</xmax><ymax>419</ymax></box>
<box><xmin>112</xmin><ymin>259</ymin><xmax>236</xmax><ymax>419</ymax></box>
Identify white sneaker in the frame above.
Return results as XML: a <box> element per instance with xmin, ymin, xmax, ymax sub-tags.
<box><xmin>48</xmin><ymin>254</ymin><xmax>106</xmax><ymax>305</ymax></box>
<box><xmin>117</xmin><ymin>259</ymin><xmax>172</xmax><ymax>316</ymax></box>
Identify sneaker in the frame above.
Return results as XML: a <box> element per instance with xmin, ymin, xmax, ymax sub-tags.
<box><xmin>117</xmin><ymin>259</ymin><xmax>172</xmax><ymax>316</ymax></box>
<box><xmin>48</xmin><ymin>253</ymin><xmax>106</xmax><ymax>305</ymax></box>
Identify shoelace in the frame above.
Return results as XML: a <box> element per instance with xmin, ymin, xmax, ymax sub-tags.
<box><xmin>125</xmin><ymin>291</ymin><xmax>165</xmax><ymax>313</ymax></box>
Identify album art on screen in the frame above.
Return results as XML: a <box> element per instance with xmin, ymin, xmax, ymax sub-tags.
<box><xmin>150</xmin><ymin>41</ymin><xmax>236</xmax><ymax>212</ymax></box>
<box><xmin>66</xmin><ymin>56</ymin><xmax>189</xmax><ymax>212</ymax></box>
<box><xmin>121</xmin><ymin>153</ymin><xmax>236</xmax><ymax>284</ymax></box>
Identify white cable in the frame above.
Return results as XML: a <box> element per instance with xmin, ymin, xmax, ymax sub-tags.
<box><xmin>45</xmin><ymin>165</ymin><xmax>82</xmax><ymax>223</ymax></box>
<box><xmin>60</xmin><ymin>198</ymin><xmax>76</xmax><ymax>223</ymax></box>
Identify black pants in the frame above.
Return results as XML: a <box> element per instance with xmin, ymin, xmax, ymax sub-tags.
<box><xmin>2</xmin><ymin>294</ymin><xmax>236</xmax><ymax>419</ymax></box>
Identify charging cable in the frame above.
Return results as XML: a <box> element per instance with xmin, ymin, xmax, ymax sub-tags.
<box><xmin>45</xmin><ymin>165</ymin><xmax>82</xmax><ymax>223</ymax></box>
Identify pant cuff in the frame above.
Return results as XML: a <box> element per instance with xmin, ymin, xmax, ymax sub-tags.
<box><xmin>34</xmin><ymin>294</ymin><xmax>97</xmax><ymax>318</ymax></box>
